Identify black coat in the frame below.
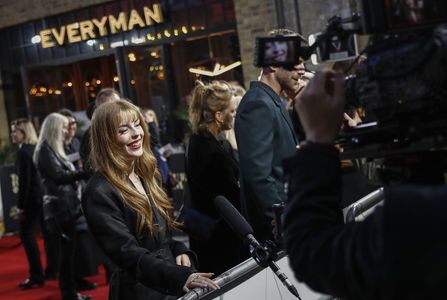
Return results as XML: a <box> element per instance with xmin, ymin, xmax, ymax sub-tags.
<box><xmin>16</xmin><ymin>144</ymin><xmax>42</xmax><ymax>210</ymax></box>
<box><xmin>283</xmin><ymin>143</ymin><xmax>447</xmax><ymax>300</ymax></box>
<box><xmin>186</xmin><ymin>132</ymin><xmax>248</xmax><ymax>275</ymax></box>
<box><xmin>82</xmin><ymin>173</ymin><xmax>195</xmax><ymax>300</ymax></box>
<box><xmin>36</xmin><ymin>141</ymin><xmax>85</xmax><ymax>199</ymax></box>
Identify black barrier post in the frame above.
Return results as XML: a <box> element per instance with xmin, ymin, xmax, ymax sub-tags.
<box><xmin>0</xmin><ymin>165</ymin><xmax>19</xmax><ymax>233</ymax></box>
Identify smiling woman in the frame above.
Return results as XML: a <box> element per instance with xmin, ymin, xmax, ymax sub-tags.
<box><xmin>82</xmin><ymin>100</ymin><xmax>219</xmax><ymax>300</ymax></box>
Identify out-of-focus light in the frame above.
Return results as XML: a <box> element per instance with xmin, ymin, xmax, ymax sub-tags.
<box><xmin>181</xmin><ymin>26</ymin><xmax>188</xmax><ymax>34</ymax></box>
<box><xmin>85</xmin><ymin>82</ymin><xmax>90</xmax><ymax>87</ymax></box>
<box><xmin>86</xmin><ymin>39</ymin><xmax>96</xmax><ymax>46</ymax></box>
<box><xmin>157</xmin><ymin>33</ymin><xmax>162</xmax><ymax>39</ymax></box>
<box><xmin>113</xmin><ymin>76</ymin><xmax>119</xmax><ymax>82</ymax></box>
<box><xmin>174</xmin><ymin>29</ymin><xmax>179</xmax><ymax>36</ymax></box>
<box><xmin>191</xmin><ymin>26</ymin><xmax>196</xmax><ymax>31</ymax></box>
<box><xmin>31</xmin><ymin>35</ymin><xmax>41</xmax><ymax>44</ymax></box>
<box><xmin>67</xmin><ymin>82</ymin><xmax>73</xmax><ymax>87</ymax></box>
<box><xmin>110</xmin><ymin>40</ymin><xmax>129</xmax><ymax>48</ymax></box>
<box><xmin>99</xmin><ymin>43</ymin><xmax>105</xmax><ymax>50</ymax></box>
<box><xmin>131</xmin><ymin>36</ymin><xmax>146</xmax><ymax>44</ymax></box>
<box><xmin>164</xmin><ymin>30</ymin><xmax>171</xmax><ymax>37</ymax></box>
<box><xmin>96</xmin><ymin>79</ymin><xmax>101</xmax><ymax>85</ymax></box>
<box><xmin>159</xmin><ymin>65</ymin><xmax>164</xmax><ymax>71</ymax></box>
<box><xmin>54</xmin><ymin>90</ymin><xmax>62</xmax><ymax>95</ymax></box>
<box><xmin>128</xmin><ymin>52</ymin><xmax>136</xmax><ymax>62</ymax></box>
<box><xmin>130</xmin><ymin>79</ymin><xmax>136</xmax><ymax>85</ymax></box>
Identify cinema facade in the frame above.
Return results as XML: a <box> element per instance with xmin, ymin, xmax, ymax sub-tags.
<box><xmin>0</xmin><ymin>0</ymin><xmax>245</xmax><ymax>142</ymax></box>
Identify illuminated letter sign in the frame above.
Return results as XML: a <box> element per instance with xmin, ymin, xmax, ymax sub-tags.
<box><xmin>39</xmin><ymin>4</ymin><xmax>164</xmax><ymax>48</ymax></box>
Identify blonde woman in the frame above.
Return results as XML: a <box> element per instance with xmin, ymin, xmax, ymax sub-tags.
<box><xmin>186</xmin><ymin>80</ymin><xmax>248</xmax><ymax>275</ymax></box>
<box><xmin>82</xmin><ymin>100</ymin><xmax>218</xmax><ymax>300</ymax></box>
<box><xmin>34</xmin><ymin>113</ymin><xmax>89</xmax><ymax>300</ymax></box>
<box><xmin>11</xmin><ymin>119</ymin><xmax>45</xmax><ymax>289</ymax></box>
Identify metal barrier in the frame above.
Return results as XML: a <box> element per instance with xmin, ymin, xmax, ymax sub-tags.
<box><xmin>178</xmin><ymin>252</ymin><xmax>327</xmax><ymax>300</ymax></box>
<box><xmin>343</xmin><ymin>187</ymin><xmax>385</xmax><ymax>223</ymax></box>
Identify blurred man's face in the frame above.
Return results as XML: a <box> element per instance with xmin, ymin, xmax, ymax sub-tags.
<box><xmin>67</xmin><ymin>117</ymin><xmax>77</xmax><ymax>140</ymax></box>
<box><xmin>276</xmin><ymin>61</ymin><xmax>306</xmax><ymax>92</ymax></box>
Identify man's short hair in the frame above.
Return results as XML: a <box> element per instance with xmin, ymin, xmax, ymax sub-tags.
<box><xmin>58</xmin><ymin>108</ymin><xmax>76</xmax><ymax>120</ymax></box>
<box><xmin>268</xmin><ymin>28</ymin><xmax>308</xmax><ymax>44</ymax></box>
<box><xmin>95</xmin><ymin>88</ymin><xmax>120</xmax><ymax>106</ymax></box>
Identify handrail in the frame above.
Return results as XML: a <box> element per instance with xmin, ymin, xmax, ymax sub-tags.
<box><xmin>178</xmin><ymin>252</ymin><xmax>287</xmax><ymax>300</ymax></box>
<box><xmin>344</xmin><ymin>187</ymin><xmax>385</xmax><ymax>223</ymax></box>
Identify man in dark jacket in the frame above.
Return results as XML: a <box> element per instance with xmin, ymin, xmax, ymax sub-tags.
<box><xmin>235</xmin><ymin>29</ymin><xmax>305</xmax><ymax>241</ymax></box>
<box><xmin>283</xmin><ymin>69</ymin><xmax>447</xmax><ymax>299</ymax></box>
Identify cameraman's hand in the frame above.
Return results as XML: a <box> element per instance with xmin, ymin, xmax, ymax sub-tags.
<box><xmin>294</xmin><ymin>70</ymin><xmax>345</xmax><ymax>144</ymax></box>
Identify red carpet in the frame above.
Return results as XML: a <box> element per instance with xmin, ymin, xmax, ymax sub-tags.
<box><xmin>0</xmin><ymin>234</ymin><xmax>109</xmax><ymax>300</ymax></box>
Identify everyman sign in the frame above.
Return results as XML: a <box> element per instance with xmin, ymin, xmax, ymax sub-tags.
<box><xmin>39</xmin><ymin>4</ymin><xmax>163</xmax><ymax>48</ymax></box>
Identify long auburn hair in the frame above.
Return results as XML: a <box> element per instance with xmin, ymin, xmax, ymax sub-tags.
<box><xmin>90</xmin><ymin>100</ymin><xmax>178</xmax><ymax>234</ymax></box>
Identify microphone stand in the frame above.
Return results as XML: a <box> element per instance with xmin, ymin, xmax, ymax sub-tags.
<box><xmin>247</xmin><ymin>234</ymin><xmax>302</xmax><ymax>299</ymax></box>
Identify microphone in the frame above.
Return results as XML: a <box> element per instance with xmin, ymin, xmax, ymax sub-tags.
<box><xmin>214</xmin><ymin>196</ymin><xmax>301</xmax><ymax>299</ymax></box>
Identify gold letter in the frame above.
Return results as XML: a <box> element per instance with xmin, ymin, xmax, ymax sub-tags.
<box><xmin>128</xmin><ymin>9</ymin><xmax>146</xmax><ymax>30</ymax></box>
<box><xmin>79</xmin><ymin>20</ymin><xmax>95</xmax><ymax>40</ymax></box>
<box><xmin>51</xmin><ymin>26</ymin><xmax>66</xmax><ymax>46</ymax></box>
<box><xmin>92</xmin><ymin>16</ymin><xmax>108</xmax><ymax>36</ymax></box>
<box><xmin>109</xmin><ymin>12</ymin><xmax>128</xmax><ymax>34</ymax></box>
<box><xmin>66</xmin><ymin>23</ymin><xmax>81</xmax><ymax>43</ymax></box>
<box><xmin>144</xmin><ymin>4</ymin><xmax>164</xmax><ymax>25</ymax></box>
<box><xmin>40</xmin><ymin>29</ymin><xmax>55</xmax><ymax>48</ymax></box>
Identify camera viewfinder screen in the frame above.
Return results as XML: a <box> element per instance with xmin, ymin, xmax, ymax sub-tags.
<box><xmin>385</xmin><ymin>0</ymin><xmax>447</xmax><ymax>30</ymax></box>
<box><xmin>263</xmin><ymin>40</ymin><xmax>297</xmax><ymax>65</ymax></box>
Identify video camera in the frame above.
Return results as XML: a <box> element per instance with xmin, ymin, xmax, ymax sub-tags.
<box><xmin>254</xmin><ymin>0</ymin><xmax>447</xmax><ymax>160</ymax></box>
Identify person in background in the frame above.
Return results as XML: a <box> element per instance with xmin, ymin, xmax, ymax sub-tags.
<box><xmin>59</xmin><ymin>108</ymin><xmax>100</xmax><ymax>291</ymax></box>
<box><xmin>235</xmin><ymin>28</ymin><xmax>304</xmax><ymax>241</ymax></box>
<box><xmin>82</xmin><ymin>100</ymin><xmax>219</xmax><ymax>299</ymax></box>
<box><xmin>186</xmin><ymin>80</ymin><xmax>248</xmax><ymax>275</ymax></box>
<box><xmin>79</xmin><ymin>88</ymin><xmax>120</xmax><ymax>173</ymax></box>
<box><xmin>224</xmin><ymin>85</ymin><xmax>246</xmax><ymax>158</ymax></box>
<box><xmin>34</xmin><ymin>113</ymin><xmax>90</xmax><ymax>300</ymax></box>
<box><xmin>11</xmin><ymin>118</ymin><xmax>46</xmax><ymax>289</ymax></box>
<box><xmin>59</xmin><ymin>109</ymin><xmax>82</xmax><ymax>168</ymax></box>
<box><xmin>141</xmin><ymin>108</ymin><xmax>170</xmax><ymax>186</ymax></box>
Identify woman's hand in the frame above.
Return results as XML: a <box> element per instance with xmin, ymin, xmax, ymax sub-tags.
<box><xmin>176</xmin><ymin>254</ymin><xmax>191</xmax><ymax>267</ymax></box>
<box><xmin>182</xmin><ymin>272</ymin><xmax>220</xmax><ymax>293</ymax></box>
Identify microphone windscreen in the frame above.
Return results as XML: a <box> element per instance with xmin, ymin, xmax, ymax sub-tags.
<box><xmin>214</xmin><ymin>195</ymin><xmax>254</xmax><ymax>240</ymax></box>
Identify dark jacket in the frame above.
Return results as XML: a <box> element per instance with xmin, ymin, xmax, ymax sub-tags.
<box><xmin>283</xmin><ymin>143</ymin><xmax>447</xmax><ymax>300</ymax></box>
<box><xmin>186</xmin><ymin>132</ymin><xmax>248</xmax><ymax>274</ymax></box>
<box><xmin>82</xmin><ymin>172</ymin><xmax>195</xmax><ymax>300</ymax></box>
<box><xmin>16</xmin><ymin>144</ymin><xmax>42</xmax><ymax>210</ymax></box>
<box><xmin>36</xmin><ymin>141</ymin><xmax>86</xmax><ymax>224</ymax></box>
<box><xmin>235</xmin><ymin>81</ymin><xmax>298</xmax><ymax>240</ymax></box>
<box><xmin>36</xmin><ymin>141</ymin><xmax>85</xmax><ymax>198</ymax></box>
